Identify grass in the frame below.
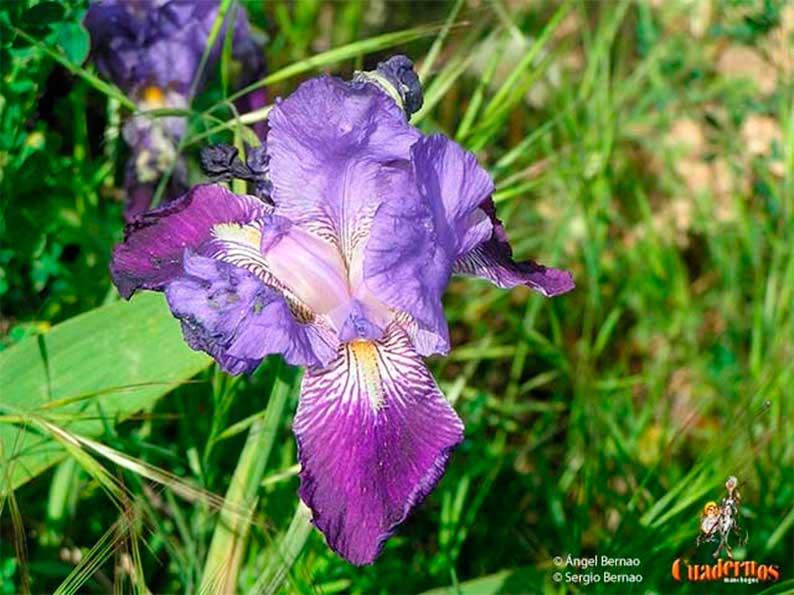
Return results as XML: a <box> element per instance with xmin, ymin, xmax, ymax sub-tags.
<box><xmin>1</xmin><ymin>0</ymin><xmax>792</xmax><ymax>594</ymax></box>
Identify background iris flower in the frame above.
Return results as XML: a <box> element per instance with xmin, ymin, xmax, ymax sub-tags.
<box><xmin>84</xmin><ymin>0</ymin><xmax>267</xmax><ymax>219</ymax></box>
<box><xmin>110</xmin><ymin>56</ymin><xmax>574</xmax><ymax>565</ymax></box>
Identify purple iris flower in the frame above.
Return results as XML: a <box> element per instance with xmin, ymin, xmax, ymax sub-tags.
<box><xmin>110</xmin><ymin>56</ymin><xmax>574</xmax><ymax>565</ymax></box>
<box><xmin>84</xmin><ymin>0</ymin><xmax>268</xmax><ymax>219</ymax></box>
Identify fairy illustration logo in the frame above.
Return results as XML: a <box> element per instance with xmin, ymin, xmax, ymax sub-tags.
<box><xmin>696</xmin><ymin>475</ymin><xmax>746</xmax><ymax>559</ymax></box>
<box><xmin>671</xmin><ymin>476</ymin><xmax>781</xmax><ymax>584</ymax></box>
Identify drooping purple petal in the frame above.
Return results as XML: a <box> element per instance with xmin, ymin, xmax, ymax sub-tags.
<box><xmin>165</xmin><ymin>253</ymin><xmax>336</xmax><ymax>372</ymax></box>
<box><xmin>453</xmin><ymin>198</ymin><xmax>575</xmax><ymax>296</ymax></box>
<box><xmin>266</xmin><ymin>75</ymin><xmax>420</xmax><ymax>250</ymax></box>
<box><xmin>293</xmin><ymin>325</ymin><xmax>463</xmax><ymax>565</ymax></box>
<box><xmin>84</xmin><ymin>1</ymin><xmax>142</xmax><ymax>91</ymax></box>
<box><xmin>111</xmin><ymin>184</ymin><xmax>270</xmax><ymax>299</ymax></box>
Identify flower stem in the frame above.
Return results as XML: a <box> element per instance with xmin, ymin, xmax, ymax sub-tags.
<box><xmin>248</xmin><ymin>502</ymin><xmax>313</xmax><ymax>595</ymax></box>
<box><xmin>199</xmin><ymin>359</ymin><xmax>300</xmax><ymax>595</ymax></box>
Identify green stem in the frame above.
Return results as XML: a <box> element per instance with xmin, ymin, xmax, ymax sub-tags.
<box><xmin>199</xmin><ymin>360</ymin><xmax>299</xmax><ymax>595</ymax></box>
<box><xmin>248</xmin><ymin>502</ymin><xmax>314</xmax><ymax>595</ymax></box>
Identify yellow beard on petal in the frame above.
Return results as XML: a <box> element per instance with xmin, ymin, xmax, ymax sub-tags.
<box><xmin>348</xmin><ymin>340</ymin><xmax>384</xmax><ymax>412</ymax></box>
<box><xmin>212</xmin><ymin>222</ymin><xmax>263</xmax><ymax>249</ymax></box>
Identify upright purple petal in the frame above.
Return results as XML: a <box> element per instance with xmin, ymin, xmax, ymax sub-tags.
<box><xmin>453</xmin><ymin>199</ymin><xmax>575</xmax><ymax>296</ymax></box>
<box><xmin>257</xmin><ymin>214</ymin><xmax>352</xmax><ymax>320</ymax></box>
<box><xmin>363</xmin><ymin>164</ymin><xmax>452</xmax><ymax>355</ymax></box>
<box><xmin>266</xmin><ymin>76</ymin><xmax>420</xmax><ymax>249</ymax></box>
<box><xmin>293</xmin><ymin>325</ymin><xmax>463</xmax><ymax>565</ymax></box>
<box><xmin>135</xmin><ymin>37</ymin><xmax>202</xmax><ymax>94</ymax></box>
<box><xmin>85</xmin><ymin>0</ymin><xmax>266</xmax><ymax>97</ymax></box>
<box><xmin>166</xmin><ymin>253</ymin><xmax>336</xmax><ymax>372</ymax></box>
<box><xmin>84</xmin><ymin>4</ymin><xmax>142</xmax><ymax>91</ymax></box>
<box><xmin>412</xmin><ymin>134</ymin><xmax>494</xmax><ymax>256</ymax></box>
<box><xmin>85</xmin><ymin>1</ymin><xmax>190</xmax><ymax>93</ymax></box>
<box><xmin>155</xmin><ymin>0</ymin><xmax>216</xmax><ymax>39</ymax></box>
<box><xmin>111</xmin><ymin>184</ymin><xmax>270</xmax><ymax>299</ymax></box>
<box><xmin>363</xmin><ymin>136</ymin><xmax>495</xmax><ymax>356</ymax></box>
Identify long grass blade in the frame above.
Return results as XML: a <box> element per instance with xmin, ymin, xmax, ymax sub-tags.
<box><xmin>224</xmin><ymin>24</ymin><xmax>443</xmax><ymax>105</ymax></box>
<box><xmin>200</xmin><ymin>362</ymin><xmax>301</xmax><ymax>595</ymax></box>
<box><xmin>248</xmin><ymin>502</ymin><xmax>314</xmax><ymax>595</ymax></box>
<box><xmin>417</xmin><ymin>0</ymin><xmax>465</xmax><ymax>80</ymax></box>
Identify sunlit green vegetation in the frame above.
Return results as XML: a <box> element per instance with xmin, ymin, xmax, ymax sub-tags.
<box><xmin>1</xmin><ymin>1</ymin><xmax>791</xmax><ymax>593</ymax></box>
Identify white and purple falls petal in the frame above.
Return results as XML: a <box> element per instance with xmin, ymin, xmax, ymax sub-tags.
<box><xmin>293</xmin><ymin>325</ymin><xmax>463</xmax><ymax>565</ymax></box>
<box><xmin>110</xmin><ymin>57</ymin><xmax>574</xmax><ymax>566</ymax></box>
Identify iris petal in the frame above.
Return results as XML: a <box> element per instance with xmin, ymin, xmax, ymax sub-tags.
<box><xmin>166</xmin><ymin>253</ymin><xmax>337</xmax><ymax>372</ymax></box>
<box><xmin>412</xmin><ymin>133</ymin><xmax>495</xmax><ymax>257</ymax></box>
<box><xmin>111</xmin><ymin>184</ymin><xmax>270</xmax><ymax>299</ymax></box>
<box><xmin>363</xmin><ymin>136</ymin><xmax>495</xmax><ymax>356</ymax></box>
<box><xmin>259</xmin><ymin>216</ymin><xmax>351</xmax><ymax>317</ymax></box>
<box><xmin>363</xmin><ymin>163</ymin><xmax>451</xmax><ymax>355</ymax></box>
<box><xmin>266</xmin><ymin>75</ymin><xmax>420</xmax><ymax>257</ymax></box>
<box><xmin>293</xmin><ymin>324</ymin><xmax>463</xmax><ymax>565</ymax></box>
<box><xmin>453</xmin><ymin>198</ymin><xmax>575</xmax><ymax>296</ymax></box>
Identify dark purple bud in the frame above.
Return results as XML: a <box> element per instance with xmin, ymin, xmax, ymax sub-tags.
<box><xmin>246</xmin><ymin>145</ymin><xmax>273</xmax><ymax>204</ymax></box>
<box><xmin>376</xmin><ymin>55</ymin><xmax>423</xmax><ymax>116</ymax></box>
<box><xmin>199</xmin><ymin>143</ymin><xmax>273</xmax><ymax>204</ymax></box>
<box><xmin>200</xmin><ymin>144</ymin><xmax>240</xmax><ymax>179</ymax></box>
<box><xmin>246</xmin><ymin>144</ymin><xmax>269</xmax><ymax>176</ymax></box>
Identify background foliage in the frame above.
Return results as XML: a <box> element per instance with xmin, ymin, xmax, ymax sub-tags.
<box><xmin>1</xmin><ymin>1</ymin><xmax>792</xmax><ymax>594</ymax></box>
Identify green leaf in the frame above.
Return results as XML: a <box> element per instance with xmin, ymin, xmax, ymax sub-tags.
<box><xmin>247</xmin><ymin>502</ymin><xmax>313</xmax><ymax>595</ymax></box>
<box><xmin>0</xmin><ymin>293</ymin><xmax>211</xmax><ymax>492</ymax></box>
<box><xmin>9</xmin><ymin>24</ymin><xmax>137</xmax><ymax>110</ymax></box>
<box><xmin>53</xmin><ymin>22</ymin><xmax>90</xmax><ymax>65</ymax></box>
